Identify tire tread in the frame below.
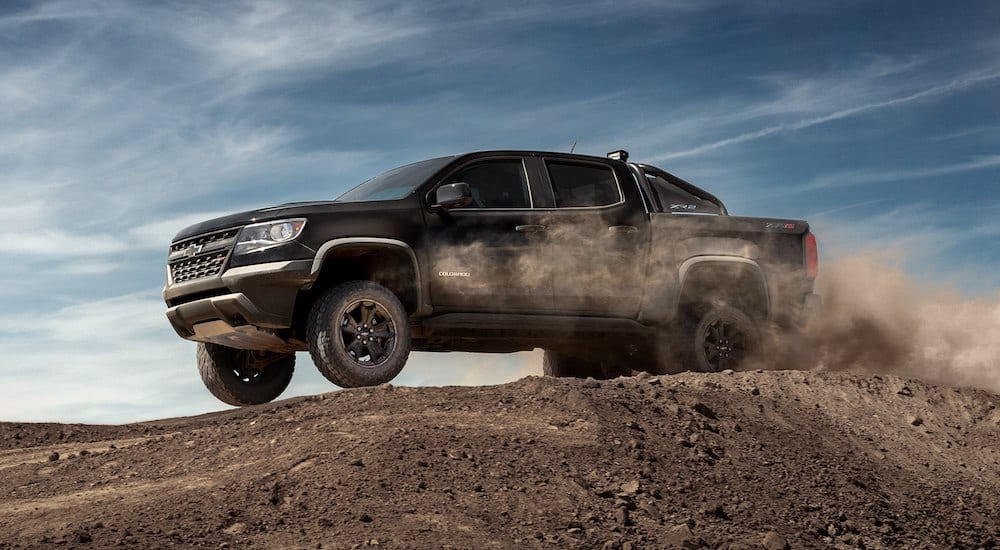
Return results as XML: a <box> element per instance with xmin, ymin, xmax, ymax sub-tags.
<box><xmin>307</xmin><ymin>281</ymin><xmax>410</xmax><ymax>388</ymax></box>
<box><xmin>197</xmin><ymin>343</ymin><xmax>295</xmax><ymax>406</ymax></box>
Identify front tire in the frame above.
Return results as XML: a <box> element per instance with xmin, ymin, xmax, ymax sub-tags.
<box><xmin>197</xmin><ymin>343</ymin><xmax>295</xmax><ymax>406</ymax></box>
<box><xmin>307</xmin><ymin>281</ymin><xmax>411</xmax><ymax>388</ymax></box>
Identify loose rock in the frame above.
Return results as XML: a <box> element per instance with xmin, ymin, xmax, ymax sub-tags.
<box><xmin>663</xmin><ymin>523</ymin><xmax>705</xmax><ymax>549</ymax></box>
<box><xmin>761</xmin><ymin>531</ymin><xmax>789</xmax><ymax>550</ymax></box>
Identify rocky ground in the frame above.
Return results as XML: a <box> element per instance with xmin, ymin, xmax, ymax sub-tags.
<box><xmin>1</xmin><ymin>370</ymin><xmax>998</xmax><ymax>549</ymax></box>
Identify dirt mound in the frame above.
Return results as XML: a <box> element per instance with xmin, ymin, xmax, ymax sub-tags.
<box><xmin>1</xmin><ymin>371</ymin><xmax>998</xmax><ymax>549</ymax></box>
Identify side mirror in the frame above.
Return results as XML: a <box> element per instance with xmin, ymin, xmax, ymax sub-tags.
<box><xmin>433</xmin><ymin>182</ymin><xmax>473</xmax><ymax>210</ymax></box>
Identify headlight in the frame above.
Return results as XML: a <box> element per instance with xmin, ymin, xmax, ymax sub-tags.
<box><xmin>234</xmin><ymin>218</ymin><xmax>307</xmax><ymax>255</ymax></box>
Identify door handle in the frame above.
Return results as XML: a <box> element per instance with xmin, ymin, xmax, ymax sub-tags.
<box><xmin>608</xmin><ymin>225</ymin><xmax>638</xmax><ymax>234</ymax></box>
<box><xmin>515</xmin><ymin>224</ymin><xmax>547</xmax><ymax>233</ymax></box>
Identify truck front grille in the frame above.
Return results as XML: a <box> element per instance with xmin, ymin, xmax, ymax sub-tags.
<box><xmin>170</xmin><ymin>251</ymin><xmax>229</xmax><ymax>283</ymax></box>
<box><xmin>168</xmin><ymin>227</ymin><xmax>240</xmax><ymax>284</ymax></box>
<box><xmin>169</xmin><ymin>228</ymin><xmax>240</xmax><ymax>254</ymax></box>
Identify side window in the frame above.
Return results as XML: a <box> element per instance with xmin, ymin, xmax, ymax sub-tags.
<box><xmin>646</xmin><ymin>174</ymin><xmax>722</xmax><ymax>214</ymax></box>
<box><xmin>442</xmin><ymin>159</ymin><xmax>531</xmax><ymax>209</ymax></box>
<box><xmin>546</xmin><ymin>161</ymin><xmax>622</xmax><ymax>208</ymax></box>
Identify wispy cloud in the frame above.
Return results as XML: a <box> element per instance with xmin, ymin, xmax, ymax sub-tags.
<box><xmin>794</xmin><ymin>155</ymin><xmax>1000</xmax><ymax>193</ymax></box>
<box><xmin>815</xmin><ymin>201</ymin><xmax>1000</xmax><ymax>269</ymax></box>
<box><xmin>0</xmin><ymin>291</ymin><xmax>205</xmax><ymax>421</ymax></box>
<box><xmin>736</xmin><ymin>55</ymin><xmax>931</xmax><ymax>121</ymax></box>
<box><xmin>652</xmin><ymin>68</ymin><xmax>1000</xmax><ymax>161</ymax></box>
<box><xmin>813</xmin><ymin>205</ymin><xmax>955</xmax><ymax>273</ymax></box>
<box><xmin>0</xmin><ymin>230</ymin><xmax>129</xmax><ymax>257</ymax></box>
<box><xmin>804</xmin><ymin>198</ymin><xmax>892</xmax><ymax>218</ymax></box>
<box><xmin>156</xmin><ymin>2</ymin><xmax>437</xmax><ymax>93</ymax></box>
<box><xmin>929</xmin><ymin>125</ymin><xmax>1000</xmax><ymax>142</ymax></box>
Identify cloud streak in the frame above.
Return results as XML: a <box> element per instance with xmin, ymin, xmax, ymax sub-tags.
<box><xmin>652</xmin><ymin>68</ymin><xmax>1000</xmax><ymax>161</ymax></box>
<box><xmin>794</xmin><ymin>155</ymin><xmax>1000</xmax><ymax>193</ymax></box>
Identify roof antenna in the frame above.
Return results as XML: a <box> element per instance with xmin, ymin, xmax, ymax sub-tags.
<box><xmin>569</xmin><ymin>141</ymin><xmax>577</xmax><ymax>153</ymax></box>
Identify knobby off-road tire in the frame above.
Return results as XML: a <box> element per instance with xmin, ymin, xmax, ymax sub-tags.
<box><xmin>197</xmin><ymin>343</ymin><xmax>295</xmax><ymax>406</ymax></box>
<box><xmin>543</xmin><ymin>350</ymin><xmax>627</xmax><ymax>379</ymax></box>
<box><xmin>653</xmin><ymin>304</ymin><xmax>761</xmax><ymax>374</ymax></box>
<box><xmin>308</xmin><ymin>281</ymin><xmax>411</xmax><ymax>388</ymax></box>
<box><xmin>686</xmin><ymin>305</ymin><xmax>760</xmax><ymax>372</ymax></box>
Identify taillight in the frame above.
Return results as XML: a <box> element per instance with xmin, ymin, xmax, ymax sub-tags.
<box><xmin>804</xmin><ymin>232</ymin><xmax>818</xmax><ymax>279</ymax></box>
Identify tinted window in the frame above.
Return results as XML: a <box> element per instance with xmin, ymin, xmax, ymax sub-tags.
<box><xmin>337</xmin><ymin>156</ymin><xmax>455</xmax><ymax>202</ymax></box>
<box><xmin>444</xmin><ymin>159</ymin><xmax>530</xmax><ymax>209</ymax></box>
<box><xmin>546</xmin><ymin>161</ymin><xmax>621</xmax><ymax>208</ymax></box>
<box><xmin>646</xmin><ymin>173</ymin><xmax>722</xmax><ymax>215</ymax></box>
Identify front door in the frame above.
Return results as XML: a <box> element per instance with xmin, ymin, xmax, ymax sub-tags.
<box><xmin>425</xmin><ymin>157</ymin><xmax>553</xmax><ymax>312</ymax></box>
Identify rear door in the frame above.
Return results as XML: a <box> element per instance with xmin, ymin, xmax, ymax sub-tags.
<box><xmin>536</xmin><ymin>157</ymin><xmax>650</xmax><ymax>317</ymax></box>
<box><xmin>423</xmin><ymin>156</ymin><xmax>553</xmax><ymax>312</ymax></box>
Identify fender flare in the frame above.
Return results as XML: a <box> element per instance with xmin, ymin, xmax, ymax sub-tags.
<box><xmin>640</xmin><ymin>255</ymin><xmax>770</xmax><ymax>325</ymax></box>
<box><xmin>678</xmin><ymin>255</ymin><xmax>770</xmax><ymax>318</ymax></box>
<box><xmin>310</xmin><ymin>237</ymin><xmax>430</xmax><ymax>316</ymax></box>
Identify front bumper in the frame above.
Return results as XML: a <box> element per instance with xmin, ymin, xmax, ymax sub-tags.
<box><xmin>164</xmin><ymin>260</ymin><xmax>315</xmax><ymax>350</ymax></box>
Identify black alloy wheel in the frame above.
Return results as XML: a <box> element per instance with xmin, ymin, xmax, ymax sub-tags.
<box><xmin>701</xmin><ymin>318</ymin><xmax>748</xmax><ymax>371</ymax></box>
<box><xmin>339</xmin><ymin>299</ymin><xmax>397</xmax><ymax>367</ymax></box>
<box><xmin>692</xmin><ymin>305</ymin><xmax>759</xmax><ymax>372</ymax></box>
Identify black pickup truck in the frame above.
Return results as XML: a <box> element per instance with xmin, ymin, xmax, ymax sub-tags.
<box><xmin>164</xmin><ymin>150</ymin><xmax>820</xmax><ymax>406</ymax></box>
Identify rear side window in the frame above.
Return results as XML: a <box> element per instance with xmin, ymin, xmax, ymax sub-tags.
<box><xmin>443</xmin><ymin>159</ymin><xmax>531</xmax><ymax>209</ymax></box>
<box><xmin>646</xmin><ymin>173</ymin><xmax>722</xmax><ymax>215</ymax></box>
<box><xmin>546</xmin><ymin>161</ymin><xmax>622</xmax><ymax>208</ymax></box>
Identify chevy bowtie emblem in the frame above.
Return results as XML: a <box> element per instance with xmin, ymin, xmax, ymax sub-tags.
<box><xmin>184</xmin><ymin>244</ymin><xmax>204</xmax><ymax>258</ymax></box>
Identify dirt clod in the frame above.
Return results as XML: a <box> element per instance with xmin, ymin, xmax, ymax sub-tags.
<box><xmin>699</xmin><ymin>501</ymin><xmax>728</xmax><ymax>519</ymax></box>
<box><xmin>620</xmin><ymin>480</ymin><xmax>640</xmax><ymax>494</ymax></box>
<box><xmin>664</xmin><ymin>523</ymin><xmax>705</xmax><ymax>549</ymax></box>
<box><xmin>761</xmin><ymin>531</ymin><xmax>789</xmax><ymax>550</ymax></box>
<box><xmin>614</xmin><ymin>508</ymin><xmax>632</xmax><ymax>526</ymax></box>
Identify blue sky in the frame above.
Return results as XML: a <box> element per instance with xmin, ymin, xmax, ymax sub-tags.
<box><xmin>1</xmin><ymin>1</ymin><xmax>998</xmax><ymax>423</ymax></box>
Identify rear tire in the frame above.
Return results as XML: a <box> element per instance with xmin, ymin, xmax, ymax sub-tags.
<box><xmin>687</xmin><ymin>305</ymin><xmax>760</xmax><ymax>372</ymax></box>
<box><xmin>653</xmin><ymin>305</ymin><xmax>760</xmax><ymax>373</ymax></box>
<box><xmin>308</xmin><ymin>281</ymin><xmax>411</xmax><ymax>388</ymax></box>
<box><xmin>197</xmin><ymin>343</ymin><xmax>295</xmax><ymax>406</ymax></box>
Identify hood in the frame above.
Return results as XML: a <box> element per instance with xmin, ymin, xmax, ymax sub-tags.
<box><xmin>171</xmin><ymin>201</ymin><xmax>338</xmax><ymax>242</ymax></box>
<box><xmin>169</xmin><ymin>199</ymin><xmax>407</xmax><ymax>242</ymax></box>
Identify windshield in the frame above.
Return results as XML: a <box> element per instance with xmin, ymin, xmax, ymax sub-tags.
<box><xmin>336</xmin><ymin>156</ymin><xmax>455</xmax><ymax>202</ymax></box>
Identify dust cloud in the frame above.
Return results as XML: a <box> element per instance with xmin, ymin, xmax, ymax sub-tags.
<box><xmin>430</xmin><ymin>223</ymin><xmax>999</xmax><ymax>395</ymax></box>
<box><xmin>763</xmin><ymin>252</ymin><xmax>1000</xmax><ymax>394</ymax></box>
